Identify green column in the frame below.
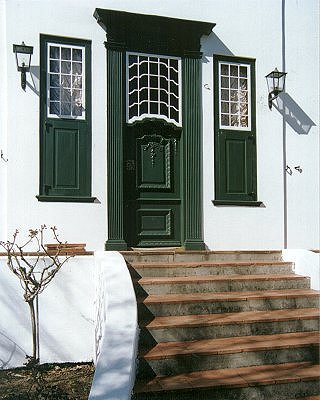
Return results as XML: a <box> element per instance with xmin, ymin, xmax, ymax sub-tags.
<box><xmin>182</xmin><ymin>52</ymin><xmax>206</xmax><ymax>250</ymax></box>
<box><xmin>105</xmin><ymin>43</ymin><xmax>127</xmax><ymax>250</ymax></box>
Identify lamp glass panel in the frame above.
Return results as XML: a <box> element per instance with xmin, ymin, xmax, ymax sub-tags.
<box><xmin>16</xmin><ymin>52</ymin><xmax>31</xmax><ymax>68</ymax></box>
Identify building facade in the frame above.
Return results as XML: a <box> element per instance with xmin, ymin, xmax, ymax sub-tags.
<box><xmin>0</xmin><ymin>0</ymin><xmax>319</xmax><ymax>251</ymax></box>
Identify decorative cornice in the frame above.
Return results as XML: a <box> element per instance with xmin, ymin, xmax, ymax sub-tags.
<box><xmin>94</xmin><ymin>8</ymin><xmax>215</xmax><ymax>54</ymax></box>
<box><xmin>104</xmin><ymin>41</ymin><xmax>125</xmax><ymax>51</ymax></box>
<box><xmin>183</xmin><ymin>50</ymin><xmax>203</xmax><ymax>59</ymax></box>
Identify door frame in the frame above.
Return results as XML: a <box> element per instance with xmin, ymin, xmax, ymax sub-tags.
<box><xmin>94</xmin><ymin>8</ymin><xmax>215</xmax><ymax>250</ymax></box>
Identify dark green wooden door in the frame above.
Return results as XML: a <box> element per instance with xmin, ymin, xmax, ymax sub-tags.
<box><xmin>124</xmin><ymin>120</ymin><xmax>182</xmax><ymax>247</ymax></box>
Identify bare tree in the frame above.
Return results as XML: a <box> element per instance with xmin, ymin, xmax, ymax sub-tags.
<box><xmin>0</xmin><ymin>225</ymin><xmax>73</xmax><ymax>366</ymax></box>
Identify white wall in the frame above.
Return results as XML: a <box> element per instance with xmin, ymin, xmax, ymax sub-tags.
<box><xmin>90</xmin><ymin>251</ymin><xmax>138</xmax><ymax>400</ymax></box>
<box><xmin>0</xmin><ymin>256</ymin><xmax>95</xmax><ymax>368</ymax></box>
<box><xmin>284</xmin><ymin>0</ymin><xmax>320</xmax><ymax>249</ymax></box>
<box><xmin>0</xmin><ymin>0</ymin><xmax>8</xmax><ymax>241</ymax></box>
<box><xmin>283</xmin><ymin>250</ymin><xmax>320</xmax><ymax>291</ymax></box>
<box><xmin>2</xmin><ymin>0</ymin><xmax>108</xmax><ymax>251</ymax></box>
<box><xmin>1</xmin><ymin>0</ymin><xmax>319</xmax><ymax>251</ymax></box>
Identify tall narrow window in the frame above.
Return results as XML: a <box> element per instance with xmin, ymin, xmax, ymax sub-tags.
<box><xmin>214</xmin><ymin>55</ymin><xmax>259</xmax><ymax>205</ymax></box>
<box><xmin>38</xmin><ymin>35</ymin><xmax>93</xmax><ymax>202</ymax></box>
<box><xmin>127</xmin><ymin>52</ymin><xmax>182</xmax><ymax>126</ymax></box>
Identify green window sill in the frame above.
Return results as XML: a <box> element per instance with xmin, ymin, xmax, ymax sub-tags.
<box><xmin>36</xmin><ymin>195</ymin><xmax>97</xmax><ymax>203</ymax></box>
<box><xmin>212</xmin><ymin>200</ymin><xmax>263</xmax><ymax>207</ymax></box>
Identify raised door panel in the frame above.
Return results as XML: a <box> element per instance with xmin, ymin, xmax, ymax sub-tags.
<box><xmin>124</xmin><ymin>121</ymin><xmax>181</xmax><ymax>247</ymax></box>
<box><xmin>43</xmin><ymin>120</ymin><xmax>89</xmax><ymax>197</ymax></box>
<box><xmin>137</xmin><ymin>135</ymin><xmax>172</xmax><ymax>190</ymax></box>
<box><xmin>217</xmin><ymin>130</ymin><xmax>255</xmax><ymax>201</ymax></box>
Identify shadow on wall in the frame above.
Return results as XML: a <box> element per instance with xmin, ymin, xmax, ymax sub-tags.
<box><xmin>274</xmin><ymin>92</ymin><xmax>317</xmax><ymax>135</ymax></box>
<box><xmin>201</xmin><ymin>32</ymin><xmax>234</xmax><ymax>62</ymax></box>
<box><xmin>0</xmin><ymin>330</ymin><xmax>26</xmax><ymax>369</ymax></box>
<box><xmin>27</xmin><ymin>65</ymin><xmax>40</xmax><ymax>96</ymax></box>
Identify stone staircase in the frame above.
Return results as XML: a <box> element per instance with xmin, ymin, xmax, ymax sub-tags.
<box><xmin>122</xmin><ymin>250</ymin><xmax>320</xmax><ymax>400</ymax></box>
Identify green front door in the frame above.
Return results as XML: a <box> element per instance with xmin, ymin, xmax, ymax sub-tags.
<box><xmin>124</xmin><ymin>119</ymin><xmax>182</xmax><ymax>247</ymax></box>
<box><xmin>123</xmin><ymin>52</ymin><xmax>182</xmax><ymax>247</ymax></box>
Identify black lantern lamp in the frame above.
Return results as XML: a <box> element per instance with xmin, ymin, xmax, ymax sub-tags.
<box><xmin>13</xmin><ymin>42</ymin><xmax>33</xmax><ymax>91</ymax></box>
<box><xmin>265</xmin><ymin>68</ymin><xmax>287</xmax><ymax>110</ymax></box>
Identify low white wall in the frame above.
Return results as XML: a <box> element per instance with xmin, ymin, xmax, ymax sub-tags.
<box><xmin>282</xmin><ymin>250</ymin><xmax>320</xmax><ymax>290</ymax></box>
<box><xmin>89</xmin><ymin>251</ymin><xmax>138</xmax><ymax>400</ymax></box>
<box><xmin>0</xmin><ymin>255</ymin><xmax>95</xmax><ymax>369</ymax></box>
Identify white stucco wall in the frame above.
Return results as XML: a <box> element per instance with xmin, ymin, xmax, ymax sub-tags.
<box><xmin>90</xmin><ymin>251</ymin><xmax>138</xmax><ymax>400</ymax></box>
<box><xmin>0</xmin><ymin>256</ymin><xmax>95</xmax><ymax>368</ymax></box>
<box><xmin>1</xmin><ymin>0</ymin><xmax>319</xmax><ymax>251</ymax></box>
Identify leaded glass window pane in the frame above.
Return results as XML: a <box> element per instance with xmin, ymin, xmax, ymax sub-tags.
<box><xmin>47</xmin><ymin>43</ymin><xmax>85</xmax><ymax>119</ymax></box>
<box><xmin>219</xmin><ymin>61</ymin><xmax>251</xmax><ymax>130</ymax></box>
<box><xmin>127</xmin><ymin>52</ymin><xmax>181</xmax><ymax>126</ymax></box>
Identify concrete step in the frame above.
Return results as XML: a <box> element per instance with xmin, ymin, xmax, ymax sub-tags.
<box><xmin>139</xmin><ymin>289</ymin><xmax>320</xmax><ymax>316</ymax></box>
<box><xmin>141</xmin><ymin>331</ymin><xmax>319</xmax><ymax>375</ymax></box>
<box><xmin>136</xmin><ymin>274</ymin><xmax>310</xmax><ymax>295</ymax></box>
<box><xmin>129</xmin><ymin>260</ymin><xmax>293</xmax><ymax>277</ymax></box>
<box><xmin>142</xmin><ymin>308</ymin><xmax>320</xmax><ymax>342</ymax></box>
<box><xmin>133</xmin><ymin>362</ymin><xmax>320</xmax><ymax>400</ymax></box>
<box><xmin>122</xmin><ymin>250</ymin><xmax>283</xmax><ymax>263</ymax></box>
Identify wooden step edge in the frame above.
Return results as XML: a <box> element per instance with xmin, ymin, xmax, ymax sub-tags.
<box><xmin>141</xmin><ymin>331</ymin><xmax>320</xmax><ymax>360</ymax></box>
<box><xmin>144</xmin><ymin>308</ymin><xmax>320</xmax><ymax>329</ymax></box>
<box><xmin>129</xmin><ymin>260</ymin><xmax>293</xmax><ymax>267</ymax></box>
<box><xmin>137</xmin><ymin>273</ymin><xmax>307</xmax><ymax>285</ymax></box>
<box><xmin>123</xmin><ymin>249</ymin><xmax>283</xmax><ymax>255</ymax></box>
<box><xmin>135</xmin><ymin>361</ymin><xmax>318</xmax><ymax>393</ymax></box>
<box><xmin>139</xmin><ymin>289</ymin><xmax>320</xmax><ymax>305</ymax></box>
<box><xmin>294</xmin><ymin>397</ymin><xmax>320</xmax><ymax>400</ymax></box>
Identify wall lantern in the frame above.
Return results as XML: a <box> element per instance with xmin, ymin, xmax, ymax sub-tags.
<box><xmin>13</xmin><ymin>42</ymin><xmax>34</xmax><ymax>91</ymax></box>
<box><xmin>265</xmin><ymin>68</ymin><xmax>287</xmax><ymax>110</ymax></box>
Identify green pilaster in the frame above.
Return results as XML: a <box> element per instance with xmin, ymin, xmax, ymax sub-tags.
<box><xmin>182</xmin><ymin>53</ymin><xmax>206</xmax><ymax>250</ymax></box>
<box><xmin>105</xmin><ymin>43</ymin><xmax>127</xmax><ymax>250</ymax></box>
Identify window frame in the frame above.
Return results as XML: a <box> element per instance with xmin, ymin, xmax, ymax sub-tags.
<box><xmin>218</xmin><ymin>60</ymin><xmax>252</xmax><ymax>131</ymax></box>
<box><xmin>126</xmin><ymin>51</ymin><xmax>182</xmax><ymax>127</ymax></box>
<box><xmin>47</xmin><ymin>42</ymin><xmax>86</xmax><ymax>120</ymax></box>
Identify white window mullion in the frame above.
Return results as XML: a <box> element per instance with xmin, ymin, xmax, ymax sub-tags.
<box><xmin>126</xmin><ymin>51</ymin><xmax>181</xmax><ymax>126</ymax></box>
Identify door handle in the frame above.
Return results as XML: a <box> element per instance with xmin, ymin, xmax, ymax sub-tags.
<box><xmin>125</xmin><ymin>159</ymin><xmax>135</xmax><ymax>171</ymax></box>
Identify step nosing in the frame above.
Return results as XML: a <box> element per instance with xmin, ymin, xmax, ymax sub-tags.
<box><xmin>142</xmin><ymin>332</ymin><xmax>320</xmax><ymax>360</ymax></box>
<box><xmin>143</xmin><ymin>308</ymin><xmax>320</xmax><ymax>329</ymax></box>
<box><xmin>130</xmin><ymin>261</ymin><xmax>292</xmax><ymax>267</ymax></box>
<box><xmin>138</xmin><ymin>273</ymin><xmax>305</xmax><ymax>285</ymax></box>
<box><xmin>135</xmin><ymin>362</ymin><xmax>319</xmax><ymax>393</ymax></box>
<box><xmin>140</xmin><ymin>289</ymin><xmax>320</xmax><ymax>304</ymax></box>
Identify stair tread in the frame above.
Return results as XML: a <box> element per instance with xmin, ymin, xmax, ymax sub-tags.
<box><xmin>294</xmin><ymin>397</ymin><xmax>320</xmax><ymax>400</ymax></box>
<box><xmin>144</xmin><ymin>308</ymin><xmax>320</xmax><ymax>329</ymax></box>
<box><xmin>142</xmin><ymin>331</ymin><xmax>320</xmax><ymax>360</ymax></box>
<box><xmin>122</xmin><ymin>250</ymin><xmax>282</xmax><ymax>256</ymax></box>
<box><xmin>138</xmin><ymin>273</ymin><xmax>306</xmax><ymax>285</ymax></box>
<box><xmin>141</xmin><ymin>289</ymin><xmax>320</xmax><ymax>304</ymax></box>
<box><xmin>135</xmin><ymin>362</ymin><xmax>320</xmax><ymax>393</ymax></box>
<box><xmin>130</xmin><ymin>260</ymin><xmax>292</xmax><ymax>267</ymax></box>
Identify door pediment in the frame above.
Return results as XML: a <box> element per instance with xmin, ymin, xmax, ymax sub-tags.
<box><xmin>94</xmin><ymin>8</ymin><xmax>215</xmax><ymax>54</ymax></box>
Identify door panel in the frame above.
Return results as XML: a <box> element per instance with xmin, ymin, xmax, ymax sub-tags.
<box><xmin>124</xmin><ymin>120</ymin><xmax>181</xmax><ymax>247</ymax></box>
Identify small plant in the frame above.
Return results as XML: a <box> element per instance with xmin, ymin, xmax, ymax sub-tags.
<box><xmin>0</xmin><ymin>225</ymin><xmax>73</xmax><ymax>366</ymax></box>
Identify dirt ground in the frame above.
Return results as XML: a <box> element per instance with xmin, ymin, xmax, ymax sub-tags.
<box><xmin>0</xmin><ymin>362</ymin><xmax>95</xmax><ymax>400</ymax></box>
